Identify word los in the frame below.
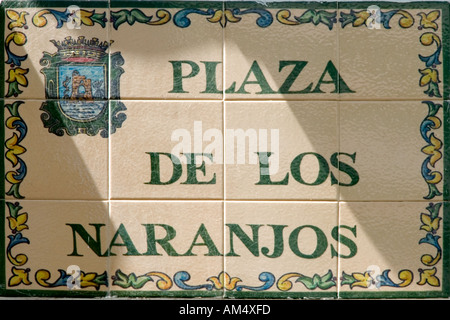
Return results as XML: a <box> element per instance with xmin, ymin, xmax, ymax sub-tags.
<box><xmin>66</xmin><ymin>223</ymin><xmax>357</xmax><ymax>259</ymax></box>
<box><xmin>145</xmin><ymin>152</ymin><xmax>359</xmax><ymax>187</ymax></box>
<box><xmin>169</xmin><ymin>60</ymin><xmax>354</xmax><ymax>94</ymax></box>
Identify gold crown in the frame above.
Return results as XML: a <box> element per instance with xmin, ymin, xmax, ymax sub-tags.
<box><xmin>50</xmin><ymin>36</ymin><xmax>111</xmax><ymax>61</ymax></box>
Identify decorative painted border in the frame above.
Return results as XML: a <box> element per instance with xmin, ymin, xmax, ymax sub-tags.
<box><xmin>4</xmin><ymin>9</ymin><xmax>28</xmax><ymax>200</ymax></box>
<box><xmin>0</xmin><ymin>1</ymin><xmax>448</xmax><ymax>299</ymax></box>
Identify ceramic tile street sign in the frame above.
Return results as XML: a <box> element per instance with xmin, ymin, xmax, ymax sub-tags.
<box><xmin>0</xmin><ymin>1</ymin><xmax>449</xmax><ymax>299</ymax></box>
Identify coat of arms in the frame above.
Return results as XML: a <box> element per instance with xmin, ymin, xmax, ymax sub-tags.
<box><xmin>40</xmin><ymin>36</ymin><xmax>126</xmax><ymax>137</ymax></box>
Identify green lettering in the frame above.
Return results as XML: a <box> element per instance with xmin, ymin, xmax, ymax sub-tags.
<box><xmin>200</xmin><ymin>61</ymin><xmax>222</xmax><ymax>94</ymax></box>
<box><xmin>330</xmin><ymin>225</ymin><xmax>358</xmax><ymax>259</ymax></box>
<box><xmin>181</xmin><ymin>153</ymin><xmax>216</xmax><ymax>185</ymax></box>
<box><xmin>330</xmin><ymin>152</ymin><xmax>360</xmax><ymax>186</ymax></box>
<box><xmin>142</xmin><ymin>224</ymin><xmax>180</xmax><ymax>256</ymax></box>
<box><xmin>278</xmin><ymin>60</ymin><xmax>313</xmax><ymax>94</ymax></box>
<box><xmin>289</xmin><ymin>225</ymin><xmax>328</xmax><ymax>259</ymax></box>
<box><xmin>311</xmin><ymin>60</ymin><xmax>355</xmax><ymax>94</ymax></box>
<box><xmin>233</xmin><ymin>61</ymin><xmax>276</xmax><ymax>94</ymax></box>
<box><xmin>106</xmin><ymin>223</ymin><xmax>141</xmax><ymax>256</ymax></box>
<box><xmin>169</xmin><ymin>60</ymin><xmax>200</xmax><ymax>93</ymax></box>
<box><xmin>183</xmin><ymin>224</ymin><xmax>222</xmax><ymax>256</ymax></box>
<box><xmin>290</xmin><ymin>152</ymin><xmax>329</xmax><ymax>185</ymax></box>
<box><xmin>226</xmin><ymin>224</ymin><xmax>262</xmax><ymax>257</ymax></box>
<box><xmin>255</xmin><ymin>152</ymin><xmax>289</xmax><ymax>185</ymax></box>
<box><xmin>261</xmin><ymin>225</ymin><xmax>288</xmax><ymax>258</ymax></box>
<box><xmin>66</xmin><ymin>223</ymin><xmax>106</xmax><ymax>257</ymax></box>
<box><xmin>145</xmin><ymin>152</ymin><xmax>182</xmax><ymax>185</ymax></box>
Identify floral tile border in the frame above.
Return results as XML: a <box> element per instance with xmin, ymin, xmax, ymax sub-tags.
<box><xmin>0</xmin><ymin>1</ymin><xmax>449</xmax><ymax>299</ymax></box>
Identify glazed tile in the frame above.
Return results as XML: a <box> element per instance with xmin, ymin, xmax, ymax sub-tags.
<box><xmin>2</xmin><ymin>1</ymin><xmax>110</xmax><ymax>100</ymax></box>
<box><xmin>225</xmin><ymin>100</ymin><xmax>339</xmax><ymax>200</ymax></box>
<box><xmin>110</xmin><ymin>1</ymin><xmax>224</xmax><ymax>100</ymax></box>
<box><xmin>224</xmin><ymin>201</ymin><xmax>338</xmax><ymax>298</ymax></box>
<box><xmin>1</xmin><ymin>0</ymin><xmax>450</xmax><ymax>301</ymax></box>
<box><xmin>108</xmin><ymin>201</ymin><xmax>224</xmax><ymax>297</ymax></box>
<box><xmin>224</xmin><ymin>2</ymin><xmax>340</xmax><ymax>100</ymax></box>
<box><xmin>338</xmin><ymin>201</ymin><xmax>449</xmax><ymax>298</ymax></box>
<box><xmin>1</xmin><ymin>200</ymin><xmax>110</xmax><ymax>297</ymax></box>
<box><xmin>109</xmin><ymin>100</ymin><xmax>223</xmax><ymax>200</ymax></box>
<box><xmin>3</xmin><ymin>99</ymin><xmax>109</xmax><ymax>200</ymax></box>
<box><xmin>338</xmin><ymin>2</ymin><xmax>448</xmax><ymax>101</ymax></box>
<box><xmin>339</xmin><ymin>100</ymin><xmax>446</xmax><ymax>201</ymax></box>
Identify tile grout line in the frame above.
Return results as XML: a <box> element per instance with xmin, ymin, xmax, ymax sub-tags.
<box><xmin>107</xmin><ymin>1</ymin><xmax>112</xmax><ymax>298</ymax></box>
<box><xmin>336</xmin><ymin>0</ymin><xmax>341</xmax><ymax>300</ymax></box>
<box><xmin>222</xmin><ymin>0</ymin><xmax>226</xmax><ymax>299</ymax></box>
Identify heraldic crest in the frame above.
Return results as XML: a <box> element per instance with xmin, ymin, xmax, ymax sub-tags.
<box><xmin>40</xmin><ymin>36</ymin><xmax>126</xmax><ymax>137</ymax></box>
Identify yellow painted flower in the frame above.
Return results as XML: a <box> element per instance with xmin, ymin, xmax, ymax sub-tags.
<box><xmin>417</xmin><ymin>267</ymin><xmax>440</xmax><ymax>287</ymax></box>
<box><xmin>353</xmin><ymin>10</ymin><xmax>370</xmax><ymax>27</ymax></box>
<box><xmin>207</xmin><ymin>9</ymin><xmax>241</xmax><ymax>27</ymax></box>
<box><xmin>6</xmin><ymin>68</ymin><xmax>29</xmax><ymax>87</ymax></box>
<box><xmin>421</xmin><ymin>251</ymin><xmax>441</xmax><ymax>267</ymax></box>
<box><xmin>79</xmin><ymin>10</ymin><xmax>96</xmax><ymax>26</ymax></box>
<box><xmin>7</xmin><ymin>212</ymin><xmax>28</xmax><ymax>233</ymax></box>
<box><xmin>419</xmin><ymin>68</ymin><xmax>440</xmax><ymax>87</ymax></box>
<box><xmin>5</xmin><ymin>31</ymin><xmax>27</xmax><ymax>48</ymax></box>
<box><xmin>421</xmin><ymin>133</ymin><xmax>442</xmax><ymax>167</ymax></box>
<box><xmin>5</xmin><ymin>133</ymin><xmax>26</xmax><ymax>167</ymax></box>
<box><xmin>276</xmin><ymin>10</ymin><xmax>299</xmax><ymax>25</ymax></box>
<box><xmin>8</xmin><ymin>267</ymin><xmax>31</xmax><ymax>286</ymax></box>
<box><xmin>420</xmin><ymin>213</ymin><xmax>441</xmax><ymax>233</ymax></box>
<box><xmin>418</xmin><ymin>11</ymin><xmax>440</xmax><ymax>31</ymax></box>
<box><xmin>80</xmin><ymin>271</ymin><xmax>100</xmax><ymax>289</ymax></box>
<box><xmin>396</xmin><ymin>10</ymin><xmax>414</xmax><ymax>28</ymax></box>
<box><xmin>208</xmin><ymin>272</ymin><xmax>241</xmax><ymax>290</ymax></box>
<box><xmin>148</xmin><ymin>10</ymin><xmax>171</xmax><ymax>26</ymax></box>
<box><xmin>146</xmin><ymin>272</ymin><xmax>172</xmax><ymax>290</ymax></box>
<box><xmin>351</xmin><ymin>271</ymin><xmax>373</xmax><ymax>288</ymax></box>
<box><xmin>6</xmin><ymin>10</ymin><xmax>28</xmax><ymax>29</ymax></box>
<box><xmin>277</xmin><ymin>273</ymin><xmax>302</xmax><ymax>291</ymax></box>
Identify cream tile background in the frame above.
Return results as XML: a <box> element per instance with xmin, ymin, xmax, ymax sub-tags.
<box><xmin>339</xmin><ymin>100</ymin><xmax>444</xmax><ymax>201</ymax></box>
<box><xmin>3</xmin><ymin>7</ymin><xmax>110</xmax><ymax>100</ymax></box>
<box><xmin>4</xmin><ymin>99</ymin><xmax>109</xmax><ymax>200</ymax></box>
<box><xmin>338</xmin><ymin>8</ymin><xmax>444</xmax><ymax>101</ymax></box>
<box><xmin>224</xmin><ymin>6</ymin><xmax>339</xmax><ymax>100</ymax></box>
<box><xmin>339</xmin><ymin>201</ymin><xmax>444</xmax><ymax>293</ymax></box>
<box><xmin>109</xmin><ymin>201</ymin><xmax>224</xmax><ymax>293</ymax></box>
<box><xmin>5</xmin><ymin>200</ymin><xmax>110</xmax><ymax>292</ymax></box>
<box><xmin>110</xmin><ymin>100</ymin><xmax>223</xmax><ymax>200</ymax></box>
<box><xmin>224</xmin><ymin>201</ymin><xmax>338</xmax><ymax>295</ymax></box>
<box><xmin>225</xmin><ymin>101</ymin><xmax>339</xmax><ymax>200</ymax></box>
<box><xmin>111</xmin><ymin>7</ymin><xmax>223</xmax><ymax>100</ymax></box>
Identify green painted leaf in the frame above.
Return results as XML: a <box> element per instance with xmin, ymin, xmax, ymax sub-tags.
<box><xmin>296</xmin><ymin>9</ymin><xmax>315</xmax><ymax>24</ymax></box>
<box><xmin>423</xmin><ymin>101</ymin><xmax>442</xmax><ymax>117</ymax></box>
<box><xmin>6</xmin><ymin>81</ymin><xmax>22</xmax><ymax>98</ymax></box>
<box><xmin>129</xmin><ymin>9</ymin><xmax>152</xmax><ymax>23</ymax></box>
<box><xmin>112</xmin><ymin>269</ymin><xmax>153</xmax><ymax>289</ymax></box>
<box><xmin>424</xmin><ymin>82</ymin><xmax>442</xmax><ymax>98</ymax></box>
<box><xmin>295</xmin><ymin>271</ymin><xmax>336</xmax><ymax>290</ymax></box>
<box><xmin>340</xmin><ymin>11</ymin><xmax>357</xmax><ymax>28</ymax></box>
<box><xmin>296</xmin><ymin>276</ymin><xmax>315</xmax><ymax>289</ymax></box>
<box><xmin>340</xmin><ymin>272</ymin><xmax>356</xmax><ymax>286</ymax></box>
<box><xmin>427</xmin><ymin>202</ymin><xmax>442</xmax><ymax>219</ymax></box>
<box><xmin>91</xmin><ymin>12</ymin><xmax>106</xmax><ymax>28</ymax></box>
<box><xmin>6</xmin><ymin>202</ymin><xmax>22</xmax><ymax>219</ymax></box>
<box><xmin>6</xmin><ymin>184</ymin><xmax>24</xmax><ymax>200</ymax></box>
<box><xmin>424</xmin><ymin>183</ymin><xmax>442</xmax><ymax>200</ymax></box>
<box><xmin>111</xmin><ymin>9</ymin><xmax>152</xmax><ymax>30</ymax></box>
